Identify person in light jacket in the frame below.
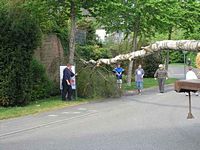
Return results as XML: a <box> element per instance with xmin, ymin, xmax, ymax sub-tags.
<box><xmin>135</xmin><ymin>65</ymin><xmax>145</xmax><ymax>95</ymax></box>
<box><xmin>185</xmin><ymin>67</ymin><xmax>198</xmax><ymax>96</ymax></box>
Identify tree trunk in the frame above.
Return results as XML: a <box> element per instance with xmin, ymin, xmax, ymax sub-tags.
<box><xmin>165</xmin><ymin>26</ymin><xmax>172</xmax><ymax>71</ymax></box>
<box><xmin>127</xmin><ymin>15</ymin><xmax>140</xmax><ymax>85</ymax></box>
<box><xmin>127</xmin><ymin>60</ymin><xmax>133</xmax><ymax>86</ymax></box>
<box><xmin>69</xmin><ymin>0</ymin><xmax>76</xmax><ymax>64</ymax></box>
<box><xmin>81</xmin><ymin>40</ymin><xmax>200</xmax><ymax>65</ymax></box>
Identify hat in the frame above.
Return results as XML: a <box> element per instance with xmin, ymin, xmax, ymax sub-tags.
<box><xmin>159</xmin><ymin>64</ymin><xmax>163</xmax><ymax>68</ymax></box>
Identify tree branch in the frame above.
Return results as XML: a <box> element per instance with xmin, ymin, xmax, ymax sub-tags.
<box><xmin>80</xmin><ymin>40</ymin><xmax>200</xmax><ymax>65</ymax></box>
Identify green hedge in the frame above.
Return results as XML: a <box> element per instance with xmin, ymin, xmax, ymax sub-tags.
<box><xmin>0</xmin><ymin>6</ymin><xmax>41</xmax><ymax>106</ymax></box>
<box><xmin>30</xmin><ymin>59</ymin><xmax>54</xmax><ymax>101</ymax></box>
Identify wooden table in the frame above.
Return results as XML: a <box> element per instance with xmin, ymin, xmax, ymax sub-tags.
<box><xmin>175</xmin><ymin>79</ymin><xmax>200</xmax><ymax>119</ymax></box>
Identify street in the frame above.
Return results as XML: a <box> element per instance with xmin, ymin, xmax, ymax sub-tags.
<box><xmin>1</xmin><ymin>86</ymin><xmax>200</xmax><ymax>150</ymax></box>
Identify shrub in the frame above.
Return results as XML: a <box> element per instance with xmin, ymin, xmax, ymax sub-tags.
<box><xmin>30</xmin><ymin>59</ymin><xmax>54</xmax><ymax>101</ymax></box>
<box><xmin>143</xmin><ymin>52</ymin><xmax>163</xmax><ymax>77</ymax></box>
<box><xmin>76</xmin><ymin>63</ymin><xmax>118</xmax><ymax>98</ymax></box>
<box><xmin>133</xmin><ymin>52</ymin><xmax>162</xmax><ymax>78</ymax></box>
<box><xmin>0</xmin><ymin>6</ymin><xmax>41</xmax><ymax>106</ymax></box>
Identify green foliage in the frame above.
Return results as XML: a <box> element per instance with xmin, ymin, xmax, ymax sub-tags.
<box><xmin>77</xmin><ymin>45</ymin><xmax>112</xmax><ymax>60</ymax></box>
<box><xmin>169</xmin><ymin>51</ymin><xmax>184</xmax><ymax>63</ymax></box>
<box><xmin>57</xmin><ymin>28</ymin><xmax>69</xmax><ymax>55</ymax></box>
<box><xmin>0</xmin><ymin>5</ymin><xmax>42</xmax><ymax>106</ymax></box>
<box><xmin>161</xmin><ymin>50</ymin><xmax>196</xmax><ymax>65</ymax></box>
<box><xmin>22</xmin><ymin>0</ymin><xmax>69</xmax><ymax>33</ymax></box>
<box><xmin>30</xmin><ymin>59</ymin><xmax>54</xmax><ymax>101</ymax></box>
<box><xmin>180</xmin><ymin>1</ymin><xmax>200</xmax><ymax>39</ymax></box>
<box><xmin>187</xmin><ymin>52</ymin><xmax>198</xmax><ymax>68</ymax></box>
<box><xmin>76</xmin><ymin>63</ymin><xmax>118</xmax><ymax>98</ymax></box>
<box><xmin>77</xmin><ymin>19</ymin><xmax>98</xmax><ymax>45</ymax></box>
<box><xmin>133</xmin><ymin>52</ymin><xmax>162</xmax><ymax>78</ymax></box>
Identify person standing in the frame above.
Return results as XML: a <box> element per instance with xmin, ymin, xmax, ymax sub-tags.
<box><xmin>135</xmin><ymin>64</ymin><xmax>145</xmax><ymax>95</ymax></box>
<box><xmin>185</xmin><ymin>67</ymin><xmax>198</xmax><ymax>96</ymax></box>
<box><xmin>113</xmin><ymin>63</ymin><xmax>124</xmax><ymax>89</ymax></box>
<box><xmin>154</xmin><ymin>64</ymin><xmax>168</xmax><ymax>93</ymax></box>
<box><xmin>62</xmin><ymin>63</ymin><xmax>75</xmax><ymax>101</ymax></box>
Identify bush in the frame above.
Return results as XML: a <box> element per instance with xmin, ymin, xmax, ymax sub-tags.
<box><xmin>30</xmin><ymin>59</ymin><xmax>54</xmax><ymax>101</ymax></box>
<box><xmin>76</xmin><ymin>45</ymin><xmax>112</xmax><ymax>61</ymax></box>
<box><xmin>0</xmin><ymin>6</ymin><xmax>41</xmax><ymax>106</ymax></box>
<box><xmin>143</xmin><ymin>52</ymin><xmax>162</xmax><ymax>77</ymax></box>
<box><xmin>133</xmin><ymin>52</ymin><xmax>162</xmax><ymax>78</ymax></box>
<box><xmin>76</xmin><ymin>63</ymin><xmax>118</xmax><ymax>98</ymax></box>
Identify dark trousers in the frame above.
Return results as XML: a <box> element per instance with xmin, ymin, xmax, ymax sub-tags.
<box><xmin>62</xmin><ymin>81</ymin><xmax>73</xmax><ymax>100</ymax></box>
<box><xmin>158</xmin><ymin>78</ymin><xmax>166</xmax><ymax>93</ymax></box>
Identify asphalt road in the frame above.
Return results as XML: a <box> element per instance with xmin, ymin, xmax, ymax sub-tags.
<box><xmin>168</xmin><ymin>64</ymin><xmax>200</xmax><ymax>79</ymax></box>
<box><xmin>1</xmin><ymin>86</ymin><xmax>200</xmax><ymax>150</ymax></box>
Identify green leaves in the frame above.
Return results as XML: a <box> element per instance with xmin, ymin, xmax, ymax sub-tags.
<box><xmin>0</xmin><ymin>6</ymin><xmax>42</xmax><ymax>106</ymax></box>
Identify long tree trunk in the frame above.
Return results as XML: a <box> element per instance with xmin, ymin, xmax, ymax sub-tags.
<box><xmin>127</xmin><ymin>16</ymin><xmax>140</xmax><ymax>86</ymax></box>
<box><xmin>69</xmin><ymin>0</ymin><xmax>76</xmax><ymax>64</ymax></box>
<box><xmin>165</xmin><ymin>26</ymin><xmax>173</xmax><ymax>70</ymax></box>
<box><xmin>81</xmin><ymin>40</ymin><xmax>200</xmax><ymax>65</ymax></box>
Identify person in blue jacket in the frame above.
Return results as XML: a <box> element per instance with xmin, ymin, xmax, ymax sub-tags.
<box><xmin>113</xmin><ymin>63</ymin><xmax>125</xmax><ymax>89</ymax></box>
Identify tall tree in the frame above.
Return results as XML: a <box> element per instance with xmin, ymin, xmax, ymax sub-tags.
<box><xmin>86</xmin><ymin>0</ymin><xmax>200</xmax><ymax>84</ymax></box>
<box><xmin>68</xmin><ymin>0</ymin><xmax>76</xmax><ymax>64</ymax></box>
<box><xmin>86</xmin><ymin>0</ymin><xmax>179</xmax><ymax>84</ymax></box>
<box><xmin>65</xmin><ymin>0</ymin><xmax>97</xmax><ymax>64</ymax></box>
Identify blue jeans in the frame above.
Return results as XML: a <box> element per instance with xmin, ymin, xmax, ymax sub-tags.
<box><xmin>136</xmin><ymin>81</ymin><xmax>143</xmax><ymax>90</ymax></box>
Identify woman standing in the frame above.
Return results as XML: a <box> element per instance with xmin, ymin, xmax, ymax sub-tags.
<box><xmin>135</xmin><ymin>65</ymin><xmax>145</xmax><ymax>95</ymax></box>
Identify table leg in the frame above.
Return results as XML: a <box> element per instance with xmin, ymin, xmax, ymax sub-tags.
<box><xmin>187</xmin><ymin>91</ymin><xmax>194</xmax><ymax>119</ymax></box>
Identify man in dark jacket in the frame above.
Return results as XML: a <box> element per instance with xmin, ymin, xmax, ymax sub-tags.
<box><xmin>62</xmin><ymin>64</ymin><xmax>75</xmax><ymax>101</ymax></box>
<box><xmin>154</xmin><ymin>64</ymin><xmax>168</xmax><ymax>93</ymax></box>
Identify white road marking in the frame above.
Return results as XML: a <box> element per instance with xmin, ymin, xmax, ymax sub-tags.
<box><xmin>0</xmin><ymin>112</ymin><xmax>98</xmax><ymax>138</ymax></box>
<box><xmin>61</xmin><ymin>111</ymin><xmax>81</xmax><ymax>114</ymax></box>
<box><xmin>48</xmin><ymin>115</ymin><xmax>58</xmax><ymax>117</ymax></box>
<box><xmin>77</xmin><ymin>108</ymin><xmax>87</xmax><ymax>111</ymax></box>
<box><xmin>73</xmin><ymin>112</ymin><xmax>81</xmax><ymax>114</ymax></box>
<box><xmin>61</xmin><ymin>112</ymin><xmax>70</xmax><ymax>114</ymax></box>
<box><xmin>88</xmin><ymin>110</ymin><xmax>97</xmax><ymax>113</ymax></box>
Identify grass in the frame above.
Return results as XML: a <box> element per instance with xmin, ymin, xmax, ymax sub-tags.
<box><xmin>124</xmin><ymin>78</ymin><xmax>177</xmax><ymax>91</ymax></box>
<box><xmin>0</xmin><ymin>97</ymin><xmax>93</xmax><ymax>120</ymax></box>
<box><xmin>0</xmin><ymin>78</ymin><xmax>177</xmax><ymax>120</ymax></box>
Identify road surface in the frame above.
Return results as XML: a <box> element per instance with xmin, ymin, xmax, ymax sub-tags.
<box><xmin>1</xmin><ymin>86</ymin><xmax>200</xmax><ymax>150</ymax></box>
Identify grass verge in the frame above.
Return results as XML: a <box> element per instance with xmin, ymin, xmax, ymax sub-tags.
<box><xmin>1</xmin><ymin>78</ymin><xmax>176</xmax><ymax>120</ymax></box>
<box><xmin>0</xmin><ymin>97</ymin><xmax>93</xmax><ymax>120</ymax></box>
<box><xmin>124</xmin><ymin>78</ymin><xmax>177</xmax><ymax>91</ymax></box>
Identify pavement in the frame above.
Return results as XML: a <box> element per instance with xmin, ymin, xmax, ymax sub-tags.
<box><xmin>168</xmin><ymin>64</ymin><xmax>200</xmax><ymax>79</ymax></box>
<box><xmin>168</xmin><ymin>64</ymin><xmax>186</xmax><ymax>79</ymax></box>
<box><xmin>1</xmin><ymin>85</ymin><xmax>200</xmax><ymax>150</ymax></box>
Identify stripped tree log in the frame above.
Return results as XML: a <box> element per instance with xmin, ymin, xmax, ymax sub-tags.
<box><xmin>81</xmin><ymin>40</ymin><xmax>200</xmax><ymax>66</ymax></box>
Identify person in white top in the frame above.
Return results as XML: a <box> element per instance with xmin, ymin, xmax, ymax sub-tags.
<box><xmin>185</xmin><ymin>67</ymin><xmax>199</xmax><ymax>96</ymax></box>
